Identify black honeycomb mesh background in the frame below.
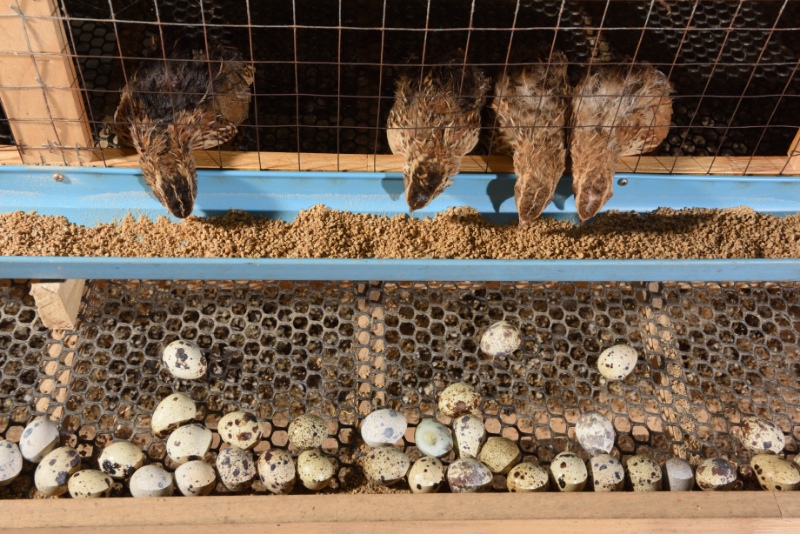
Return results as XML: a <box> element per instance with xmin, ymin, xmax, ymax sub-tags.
<box><xmin>2</xmin><ymin>278</ymin><xmax>800</xmax><ymax>497</ymax></box>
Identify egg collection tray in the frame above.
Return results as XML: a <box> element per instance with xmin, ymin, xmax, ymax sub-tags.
<box><xmin>1</xmin><ymin>278</ymin><xmax>799</xmax><ymax>497</ymax></box>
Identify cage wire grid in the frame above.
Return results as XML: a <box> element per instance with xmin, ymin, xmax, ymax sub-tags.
<box><xmin>0</xmin><ymin>0</ymin><xmax>799</xmax><ymax>169</ymax></box>
<box><xmin>1</xmin><ymin>278</ymin><xmax>800</xmax><ymax>497</ymax></box>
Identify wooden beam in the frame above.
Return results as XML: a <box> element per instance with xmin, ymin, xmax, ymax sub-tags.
<box><xmin>30</xmin><ymin>279</ymin><xmax>85</xmax><ymax>330</ymax></box>
<box><xmin>788</xmin><ymin>129</ymin><xmax>800</xmax><ymax>174</ymax></box>
<box><xmin>0</xmin><ymin>0</ymin><xmax>94</xmax><ymax>164</ymax></box>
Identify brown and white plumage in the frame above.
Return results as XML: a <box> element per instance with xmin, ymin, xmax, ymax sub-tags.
<box><xmin>387</xmin><ymin>60</ymin><xmax>490</xmax><ymax>211</ymax></box>
<box><xmin>571</xmin><ymin>64</ymin><xmax>673</xmax><ymax>223</ymax></box>
<box><xmin>114</xmin><ymin>39</ymin><xmax>255</xmax><ymax>218</ymax></box>
<box><xmin>491</xmin><ymin>52</ymin><xmax>569</xmax><ymax>225</ymax></box>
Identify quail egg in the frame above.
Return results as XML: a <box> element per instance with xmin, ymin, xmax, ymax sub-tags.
<box><xmin>360</xmin><ymin>409</ymin><xmax>407</xmax><ymax>448</ymax></box>
<box><xmin>167</xmin><ymin>424</ymin><xmax>212</xmax><ymax>465</ymax></box>
<box><xmin>662</xmin><ymin>458</ymin><xmax>694</xmax><ymax>491</ymax></box>
<box><xmin>99</xmin><ymin>441</ymin><xmax>145</xmax><ymax>479</ymax></box>
<box><xmin>696</xmin><ymin>458</ymin><xmax>738</xmax><ymax>491</ymax></box>
<box><xmin>478</xmin><ymin>437</ymin><xmax>521</xmax><ymax>475</ymax></box>
<box><xmin>507</xmin><ymin>462</ymin><xmax>549</xmax><ymax>492</ymax></box>
<box><xmin>550</xmin><ymin>451</ymin><xmax>588</xmax><ymax>492</ymax></box>
<box><xmin>575</xmin><ymin>411</ymin><xmax>615</xmax><ymax>455</ymax></box>
<box><xmin>447</xmin><ymin>458</ymin><xmax>493</xmax><ymax>493</ymax></box>
<box><xmin>175</xmin><ymin>460</ymin><xmax>216</xmax><ymax>496</ymax></box>
<box><xmin>741</xmin><ymin>416</ymin><xmax>785</xmax><ymax>455</ymax></box>
<box><xmin>750</xmin><ymin>454</ymin><xmax>800</xmax><ymax>491</ymax></box>
<box><xmin>129</xmin><ymin>464</ymin><xmax>174</xmax><ymax>497</ymax></box>
<box><xmin>414</xmin><ymin>419</ymin><xmax>453</xmax><ymax>458</ymax></box>
<box><xmin>19</xmin><ymin>416</ymin><xmax>60</xmax><ymax>463</ymax></box>
<box><xmin>0</xmin><ymin>440</ymin><xmax>23</xmax><ymax>486</ymax></box>
<box><xmin>626</xmin><ymin>455</ymin><xmax>662</xmax><ymax>492</ymax></box>
<box><xmin>68</xmin><ymin>470</ymin><xmax>114</xmax><ymax>499</ymax></box>
<box><xmin>162</xmin><ymin>340</ymin><xmax>207</xmax><ymax>380</ymax></box>
<box><xmin>151</xmin><ymin>393</ymin><xmax>197</xmax><ymax>438</ymax></box>
<box><xmin>597</xmin><ymin>344</ymin><xmax>638</xmax><ymax>381</ymax></box>
<box><xmin>288</xmin><ymin>414</ymin><xmax>328</xmax><ymax>451</ymax></box>
<box><xmin>408</xmin><ymin>456</ymin><xmax>445</xmax><ymax>494</ymax></box>
<box><xmin>588</xmin><ymin>454</ymin><xmax>625</xmax><ymax>492</ymax></box>
<box><xmin>363</xmin><ymin>447</ymin><xmax>410</xmax><ymax>486</ymax></box>
<box><xmin>35</xmin><ymin>446</ymin><xmax>82</xmax><ymax>497</ymax></box>
<box><xmin>216</xmin><ymin>446</ymin><xmax>256</xmax><ymax>492</ymax></box>
<box><xmin>218</xmin><ymin>411</ymin><xmax>262</xmax><ymax>450</ymax></box>
<box><xmin>258</xmin><ymin>449</ymin><xmax>296</xmax><ymax>495</ymax></box>
<box><xmin>479</xmin><ymin>321</ymin><xmax>521</xmax><ymax>358</ymax></box>
<box><xmin>297</xmin><ymin>450</ymin><xmax>335</xmax><ymax>491</ymax></box>
<box><xmin>438</xmin><ymin>383</ymin><xmax>481</xmax><ymax>418</ymax></box>
<box><xmin>453</xmin><ymin>414</ymin><xmax>486</xmax><ymax>459</ymax></box>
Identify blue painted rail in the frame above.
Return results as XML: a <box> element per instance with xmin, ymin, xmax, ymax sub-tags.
<box><xmin>0</xmin><ymin>166</ymin><xmax>798</xmax><ymax>281</ymax></box>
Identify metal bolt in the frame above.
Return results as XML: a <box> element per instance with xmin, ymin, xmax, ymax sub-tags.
<box><xmin>617</xmin><ymin>178</ymin><xmax>628</xmax><ymax>186</ymax></box>
<box><xmin>53</xmin><ymin>173</ymin><xmax>65</xmax><ymax>182</ymax></box>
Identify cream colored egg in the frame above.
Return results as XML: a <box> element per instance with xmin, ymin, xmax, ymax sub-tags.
<box><xmin>507</xmin><ymin>462</ymin><xmax>549</xmax><ymax>492</ymax></box>
<box><xmin>360</xmin><ymin>409</ymin><xmax>407</xmax><ymax>448</ymax></box>
<box><xmin>175</xmin><ymin>460</ymin><xmax>216</xmax><ymax>496</ymax></box>
<box><xmin>363</xmin><ymin>447</ymin><xmax>410</xmax><ymax>486</ymax></box>
<box><xmin>478</xmin><ymin>437</ymin><xmax>521</xmax><ymax>475</ymax></box>
<box><xmin>288</xmin><ymin>414</ymin><xmax>328</xmax><ymax>451</ymax></box>
<box><xmin>626</xmin><ymin>455</ymin><xmax>662</xmax><ymax>492</ymax></box>
<box><xmin>479</xmin><ymin>321</ymin><xmax>521</xmax><ymax>357</ymax></box>
<box><xmin>218</xmin><ymin>411</ymin><xmax>262</xmax><ymax>450</ymax></box>
<box><xmin>99</xmin><ymin>441</ymin><xmax>145</xmax><ymax>479</ymax></box>
<box><xmin>258</xmin><ymin>449</ymin><xmax>296</xmax><ymax>495</ymax></box>
<box><xmin>162</xmin><ymin>340</ymin><xmax>207</xmax><ymax>380</ymax></box>
<box><xmin>297</xmin><ymin>450</ymin><xmax>335</xmax><ymax>491</ymax></box>
<box><xmin>167</xmin><ymin>424</ymin><xmax>212</xmax><ymax>465</ymax></box>
<box><xmin>152</xmin><ymin>393</ymin><xmax>197</xmax><ymax>439</ymax></box>
<box><xmin>0</xmin><ymin>440</ymin><xmax>23</xmax><ymax>487</ymax></box>
<box><xmin>750</xmin><ymin>454</ymin><xmax>800</xmax><ymax>491</ymax></box>
<box><xmin>216</xmin><ymin>446</ymin><xmax>256</xmax><ymax>492</ymax></box>
<box><xmin>597</xmin><ymin>345</ymin><xmax>638</xmax><ymax>381</ymax></box>
<box><xmin>741</xmin><ymin>416</ymin><xmax>785</xmax><ymax>455</ymax></box>
<box><xmin>35</xmin><ymin>446</ymin><xmax>82</xmax><ymax>497</ymax></box>
<box><xmin>438</xmin><ymin>383</ymin><xmax>481</xmax><ymax>418</ymax></box>
<box><xmin>589</xmin><ymin>454</ymin><xmax>624</xmax><ymax>492</ymax></box>
<box><xmin>447</xmin><ymin>458</ymin><xmax>493</xmax><ymax>493</ymax></box>
<box><xmin>414</xmin><ymin>419</ymin><xmax>453</xmax><ymax>458</ymax></box>
<box><xmin>663</xmin><ymin>458</ymin><xmax>694</xmax><ymax>491</ymax></box>
<box><xmin>129</xmin><ymin>465</ymin><xmax>174</xmax><ymax>497</ymax></box>
<box><xmin>452</xmin><ymin>414</ymin><xmax>486</xmax><ymax>459</ymax></box>
<box><xmin>575</xmin><ymin>411</ymin><xmax>615</xmax><ymax>455</ymax></box>
<box><xmin>696</xmin><ymin>458</ymin><xmax>738</xmax><ymax>491</ymax></box>
<box><xmin>68</xmin><ymin>469</ymin><xmax>114</xmax><ymax>498</ymax></box>
<box><xmin>19</xmin><ymin>416</ymin><xmax>60</xmax><ymax>463</ymax></box>
<box><xmin>408</xmin><ymin>456</ymin><xmax>445</xmax><ymax>494</ymax></box>
<box><xmin>550</xmin><ymin>451</ymin><xmax>588</xmax><ymax>492</ymax></box>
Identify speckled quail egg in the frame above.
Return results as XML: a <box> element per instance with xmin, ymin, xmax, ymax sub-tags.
<box><xmin>35</xmin><ymin>446</ymin><xmax>82</xmax><ymax>497</ymax></box>
<box><xmin>288</xmin><ymin>414</ymin><xmax>328</xmax><ymax>451</ymax></box>
<box><xmin>408</xmin><ymin>456</ymin><xmax>445</xmax><ymax>494</ymax></box>
<box><xmin>575</xmin><ymin>411</ymin><xmax>615</xmax><ymax>455</ymax></box>
<box><xmin>479</xmin><ymin>321</ymin><xmax>521</xmax><ymax>358</ymax></box>
<box><xmin>360</xmin><ymin>409</ymin><xmax>407</xmax><ymax>448</ymax></box>
<box><xmin>597</xmin><ymin>344</ymin><xmax>638</xmax><ymax>381</ymax></box>
<box><xmin>452</xmin><ymin>414</ymin><xmax>486</xmax><ymax>459</ymax></box>
<box><xmin>167</xmin><ymin>424</ymin><xmax>212</xmax><ymax>466</ymax></box>
<box><xmin>297</xmin><ymin>450</ymin><xmax>335</xmax><ymax>491</ymax></box>
<box><xmin>129</xmin><ymin>465</ymin><xmax>174</xmax><ymax>497</ymax></box>
<box><xmin>507</xmin><ymin>462</ymin><xmax>549</xmax><ymax>493</ymax></box>
<box><xmin>589</xmin><ymin>454</ymin><xmax>625</xmax><ymax>492</ymax></box>
<box><xmin>414</xmin><ymin>419</ymin><xmax>453</xmax><ymax>458</ymax></box>
<box><xmin>216</xmin><ymin>446</ymin><xmax>256</xmax><ymax>492</ymax></box>
<box><xmin>696</xmin><ymin>458</ymin><xmax>738</xmax><ymax>491</ymax></box>
<box><xmin>19</xmin><ymin>416</ymin><xmax>60</xmax><ymax>463</ymax></box>
<box><xmin>175</xmin><ymin>460</ymin><xmax>216</xmax><ymax>496</ymax></box>
<box><xmin>0</xmin><ymin>440</ymin><xmax>23</xmax><ymax>486</ymax></box>
<box><xmin>218</xmin><ymin>411</ymin><xmax>262</xmax><ymax>450</ymax></box>
<box><xmin>447</xmin><ymin>458</ymin><xmax>493</xmax><ymax>493</ymax></box>
<box><xmin>151</xmin><ymin>393</ymin><xmax>197</xmax><ymax>439</ymax></box>
<box><xmin>68</xmin><ymin>470</ymin><xmax>114</xmax><ymax>499</ymax></box>
<box><xmin>438</xmin><ymin>382</ymin><xmax>481</xmax><ymax>418</ymax></box>
<box><xmin>750</xmin><ymin>454</ymin><xmax>800</xmax><ymax>491</ymax></box>
<box><xmin>363</xmin><ymin>447</ymin><xmax>410</xmax><ymax>486</ymax></box>
<box><xmin>99</xmin><ymin>441</ymin><xmax>145</xmax><ymax>479</ymax></box>
<box><xmin>162</xmin><ymin>340</ymin><xmax>207</xmax><ymax>380</ymax></box>
<box><xmin>550</xmin><ymin>451</ymin><xmax>588</xmax><ymax>492</ymax></box>
<box><xmin>626</xmin><ymin>455</ymin><xmax>662</xmax><ymax>492</ymax></box>
<box><xmin>662</xmin><ymin>458</ymin><xmax>694</xmax><ymax>491</ymax></box>
<box><xmin>741</xmin><ymin>416</ymin><xmax>785</xmax><ymax>455</ymax></box>
<box><xmin>478</xmin><ymin>437</ymin><xmax>521</xmax><ymax>475</ymax></box>
<box><xmin>258</xmin><ymin>449</ymin><xmax>296</xmax><ymax>495</ymax></box>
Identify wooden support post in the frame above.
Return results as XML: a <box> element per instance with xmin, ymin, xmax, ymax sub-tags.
<box><xmin>30</xmin><ymin>279</ymin><xmax>85</xmax><ymax>330</ymax></box>
<box><xmin>0</xmin><ymin>0</ymin><xmax>94</xmax><ymax>164</ymax></box>
<box><xmin>788</xmin><ymin>129</ymin><xmax>800</xmax><ymax>174</ymax></box>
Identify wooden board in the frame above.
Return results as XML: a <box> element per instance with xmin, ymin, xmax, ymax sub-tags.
<box><xmin>29</xmin><ymin>279</ymin><xmax>85</xmax><ymax>330</ymax></box>
<box><xmin>0</xmin><ymin>0</ymin><xmax>94</xmax><ymax>164</ymax></box>
<box><xmin>788</xmin><ymin>129</ymin><xmax>800</xmax><ymax>174</ymax></box>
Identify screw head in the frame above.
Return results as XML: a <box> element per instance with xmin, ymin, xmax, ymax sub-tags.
<box><xmin>617</xmin><ymin>178</ymin><xmax>628</xmax><ymax>186</ymax></box>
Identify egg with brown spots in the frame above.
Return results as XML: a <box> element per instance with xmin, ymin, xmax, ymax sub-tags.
<box><xmin>19</xmin><ymin>416</ymin><xmax>60</xmax><ymax>463</ymax></box>
<box><xmin>589</xmin><ymin>454</ymin><xmax>625</xmax><ymax>492</ymax></box>
<box><xmin>218</xmin><ymin>411</ymin><xmax>262</xmax><ymax>450</ymax></box>
<box><xmin>297</xmin><ymin>450</ymin><xmax>335</xmax><ymax>491</ymax></box>
<box><xmin>549</xmin><ymin>451</ymin><xmax>588</xmax><ymax>492</ymax></box>
<box><xmin>479</xmin><ymin>321</ymin><xmax>521</xmax><ymax>358</ymax></box>
<box><xmin>696</xmin><ymin>458</ymin><xmax>738</xmax><ymax>491</ymax></box>
<box><xmin>35</xmin><ymin>446</ymin><xmax>82</xmax><ymax>497</ymax></box>
<box><xmin>408</xmin><ymin>456</ymin><xmax>445</xmax><ymax>494</ymax></box>
<box><xmin>288</xmin><ymin>414</ymin><xmax>328</xmax><ymax>451</ymax></box>
<box><xmin>447</xmin><ymin>458</ymin><xmax>493</xmax><ymax>493</ymax></box>
<box><xmin>258</xmin><ymin>449</ymin><xmax>296</xmax><ymax>495</ymax></box>
<box><xmin>162</xmin><ymin>340</ymin><xmax>207</xmax><ymax>380</ymax></box>
<box><xmin>216</xmin><ymin>446</ymin><xmax>256</xmax><ymax>492</ymax></box>
<box><xmin>129</xmin><ymin>465</ymin><xmax>174</xmax><ymax>497</ymax></box>
<box><xmin>750</xmin><ymin>454</ymin><xmax>800</xmax><ymax>491</ymax></box>
<box><xmin>626</xmin><ymin>455</ymin><xmax>662</xmax><ymax>492</ymax></box>
<box><xmin>478</xmin><ymin>437</ymin><xmax>521</xmax><ymax>475</ymax></box>
<box><xmin>363</xmin><ymin>447</ymin><xmax>411</xmax><ymax>486</ymax></box>
<box><xmin>438</xmin><ymin>382</ymin><xmax>481</xmax><ymax>418</ymax></box>
<box><xmin>151</xmin><ymin>393</ymin><xmax>197</xmax><ymax>439</ymax></box>
<box><xmin>741</xmin><ymin>416</ymin><xmax>785</xmax><ymax>455</ymax></box>
<box><xmin>453</xmin><ymin>414</ymin><xmax>486</xmax><ymax>459</ymax></box>
<box><xmin>167</xmin><ymin>424</ymin><xmax>212</xmax><ymax>466</ymax></box>
<box><xmin>68</xmin><ymin>469</ymin><xmax>114</xmax><ymax>499</ymax></box>
<box><xmin>575</xmin><ymin>411</ymin><xmax>615</xmax><ymax>456</ymax></box>
<box><xmin>597</xmin><ymin>344</ymin><xmax>638</xmax><ymax>381</ymax></box>
<box><xmin>175</xmin><ymin>460</ymin><xmax>216</xmax><ymax>496</ymax></box>
<box><xmin>507</xmin><ymin>462</ymin><xmax>549</xmax><ymax>492</ymax></box>
<box><xmin>98</xmin><ymin>441</ymin><xmax>145</xmax><ymax>479</ymax></box>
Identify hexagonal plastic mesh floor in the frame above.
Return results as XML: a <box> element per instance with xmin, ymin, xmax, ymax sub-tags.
<box><xmin>1</xmin><ymin>279</ymin><xmax>799</xmax><ymax>497</ymax></box>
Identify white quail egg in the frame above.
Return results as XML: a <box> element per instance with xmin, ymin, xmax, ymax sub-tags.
<box><xmin>175</xmin><ymin>460</ymin><xmax>216</xmax><ymax>496</ymax></box>
<box><xmin>550</xmin><ymin>451</ymin><xmax>588</xmax><ymax>492</ymax></box>
<box><xmin>479</xmin><ymin>321</ymin><xmax>521</xmax><ymax>357</ymax></box>
<box><xmin>575</xmin><ymin>411</ymin><xmax>615</xmax><ymax>455</ymax></box>
<box><xmin>19</xmin><ymin>416</ymin><xmax>60</xmax><ymax>463</ymax></box>
<box><xmin>35</xmin><ymin>446</ymin><xmax>82</xmax><ymax>497</ymax></box>
<box><xmin>408</xmin><ymin>456</ymin><xmax>445</xmax><ymax>494</ymax></box>
<box><xmin>750</xmin><ymin>454</ymin><xmax>800</xmax><ymax>491</ymax></box>
<box><xmin>452</xmin><ymin>414</ymin><xmax>486</xmax><ymax>459</ymax></box>
<box><xmin>162</xmin><ymin>340</ymin><xmax>207</xmax><ymax>380</ymax></box>
<box><xmin>129</xmin><ymin>465</ymin><xmax>174</xmax><ymax>497</ymax></box>
<box><xmin>414</xmin><ymin>419</ymin><xmax>453</xmax><ymax>458</ymax></box>
<box><xmin>167</xmin><ymin>424</ymin><xmax>212</xmax><ymax>465</ymax></box>
<box><xmin>507</xmin><ymin>462</ymin><xmax>549</xmax><ymax>492</ymax></box>
<box><xmin>258</xmin><ymin>449</ymin><xmax>296</xmax><ymax>495</ymax></box>
<box><xmin>588</xmin><ymin>454</ymin><xmax>625</xmax><ymax>492</ymax></box>
<box><xmin>288</xmin><ymin>414</ymin><xmax>328</xmax><ymax>451</ymax></box>
<box><xmin>447</xmin><ymin>458</ymin><xmax>493</xmax><ymax>493</ymax></box>
<box><xmin>438</xmin><ymin>382</ymin><xmax>481</xmax><ymax>418</ymax></box>
<box><xmin>626</xmin><ymin>455</ymin><xmax>662</xmax><ymax>492</ymax></box>
<box><xmin>363</xmin><ymin>447</ymin><xmax>410</xmax><ymax>486</ymax></box>
<box><xmin>68</xmin><ymin>470</ymin><xmax>114</xmax><ymax>499</ymax></box>
<box><xmin>0</xmin><ymin>440</ymin><xmax>23</xmax><ymax>486</ymax></box>
<box><xmin>696</xmin><ymin>458</ymin><xmax>738</xmax><ymax>491</ymax></box>
<box><xmin>216</xmin><ymin>446</ymin><xmax>256</xmax><ymax>492</ymax></box>
<box><xmin>478</xmin><ymin>437</ymin><xmax>521</xmax><ymax>475</ymax></box>
<box><xmin>152</xmin><ymin>393</ymin><xmax>197</xmax><ymax>438</ymax></box>
<box><xmin>99</xmin><ymin>441</ymin><xmax>145</xmax><ymax>479</ymax></box>
<box><xmin>741</xmin><ymin>416</ymin><xmax>785</xmax><ymax>455</ymax></box>
<box><xmin>597</xmin><ymin>344</ymin><xmax>638</xmax><ymax>381</ymax></box>
<box><xmin>360</xmin><ymin>409</ymin><xmax>407</xmax><ymax>448</ymax></box>
<box><xmin>218</xmin><ymin>411</ymin><xmax>262</xmax><ymax>450</ymax></box>
<box><xmin>662</xmin><ymin>458</ymin><xmax>694</xmax><ymax>491</ymax></box>
<box><xmin>297</xmin><ymin>450</ymin><xmax>335</xmax><ymax>491</ymax></box>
